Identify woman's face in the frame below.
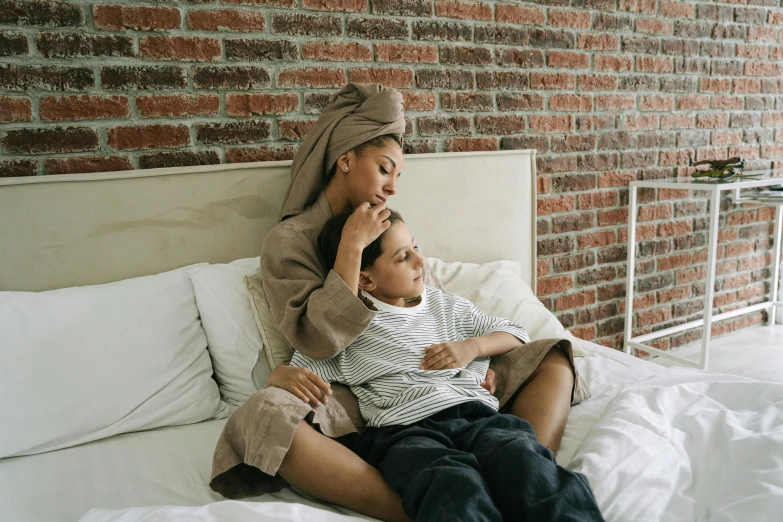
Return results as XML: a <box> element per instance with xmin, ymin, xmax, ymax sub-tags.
<box><xmin>337</xmin><ymin>141</ymin><xmax>404</xmax><ymax>209</ymax></box>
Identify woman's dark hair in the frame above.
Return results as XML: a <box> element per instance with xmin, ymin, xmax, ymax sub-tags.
<box><xmin>318</xmin><ymin>207</ymin><xmax>404</xmax><ymax>273</ymax></box>
<box><xmin>324</xmin><ymin>133</ymin><xmax>403</xmax><ymax>185</ymax></box>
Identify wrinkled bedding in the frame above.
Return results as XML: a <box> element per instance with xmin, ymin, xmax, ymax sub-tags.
<box><xmin>81</xmin><ymin>347</ymin><xmax>783</xmax><ymax>522</ymax></box>
<box><xmin>571</xmin><ymin>371</ymin><xmax>783</xmax><ymax>521</ymax></box>
<box><xmin>4</xmin><ymin>341</ymin><xmax>781</xmax><ymax>522</ymax></box>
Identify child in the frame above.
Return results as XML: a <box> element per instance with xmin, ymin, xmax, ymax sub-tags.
<box><xmin>290</xmin><ymin>208</ymin><xmax>604</xmax><ymax>522</ymax></box>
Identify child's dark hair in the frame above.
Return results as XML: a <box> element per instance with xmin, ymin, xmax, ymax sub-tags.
<box><xmin>318</xmin><ymin>207</ymin><xmax>404</xmax><ymax>272</ymax></box>
<box><xmin>324</xmin><ymin>134</ymin><xmax>403</xmax><ymax>185</ymax></box>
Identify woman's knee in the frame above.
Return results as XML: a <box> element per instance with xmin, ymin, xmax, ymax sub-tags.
<box><xmin>541</xmin><ymin>347</ymin><xmax>573</xmax><ymax>372</ymax></box>
<box><xmin>536</xmin><ymin>348</ymin><xmax>575</xmax><ymax>389</ymax></box>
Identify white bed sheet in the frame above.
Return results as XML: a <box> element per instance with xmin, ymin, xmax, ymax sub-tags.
<box><xmin>0</xmin><ymin>341</ymin><xmax>772</xmax><ymax>522</ymax></box>
<box><xmin>0</xmin><ymin>418</ymin><xmax>226</xmax><ymax>521</ymax></box>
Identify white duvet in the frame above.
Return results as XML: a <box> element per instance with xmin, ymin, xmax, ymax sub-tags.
<box><xmin>571</xmin><ymin>372</ymin><xmax>783</xmax><ymax>522</ymax></box>
<box><xmin>80</xmin><ymin>358</ymin><xmax>783</xmax><ymax>522</ymax></box>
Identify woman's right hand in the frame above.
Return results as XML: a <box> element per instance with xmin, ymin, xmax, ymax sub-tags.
<box><xmin>341</xmin><ymin>202</ymin><xmax>392</xmax><ymax>249</ymax></box>
<box><xmin>265</xmin><ymin>365</ymin><xmax>333</xmax><ymax>407</ymax></box>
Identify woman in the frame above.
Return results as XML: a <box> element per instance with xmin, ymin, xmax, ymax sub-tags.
<box><xmin>210</xmin><ymin>83</ymin><xmax>590</xmax><ymax>522</ymax></box>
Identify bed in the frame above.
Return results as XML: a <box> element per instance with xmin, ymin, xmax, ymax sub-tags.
<box><xmin>1</xmin><ymin>150</ymin><xmax>781</xmax><ymax>522</ymax></box>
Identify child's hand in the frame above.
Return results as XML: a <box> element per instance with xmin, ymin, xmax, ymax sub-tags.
<box><xmin>264</xmin><ymin>365</ymin><xmax>333</xmax><ymax>407</ymax></box>
<box><xmin>480</xmin><ymin>368</ymin><xmax>497</xmax><ymax>395</ymax></box>
<box><xmin>419</xmin><ymin>339</ymin><xmax>479</xmax><ymax>370</ymax></box>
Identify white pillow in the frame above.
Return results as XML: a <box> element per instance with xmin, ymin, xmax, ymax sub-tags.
<box><xmin>427</xmin><ymin>258</ymin><xmax>589</xmax><ymax>357</ymax></box>
<box><xmin>188</xmin><ymin>257</ymin><xmax>271</xmax><ymax>406</ymax></box>
<box><xmin>0</xmin><ymin>264</ymin><xmax>230</xmax><ymax>459</ymax></box>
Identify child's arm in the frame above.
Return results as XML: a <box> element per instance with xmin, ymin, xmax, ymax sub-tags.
<box><xmin>421</xmin><ymin>295</ymin><xmax>530</xmax><ymax>371</ymax></box>
<box><xmin>420</xmin><ymin>332</ymin><xmax>523</xmax><ymax>370</ymax></box>
<box><xmin>474</xmin><ymin>331</ymin><xmax>526</xmax><ymax>356</ymax></box>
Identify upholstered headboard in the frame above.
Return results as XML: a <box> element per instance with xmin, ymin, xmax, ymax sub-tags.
<box><xmin>0</xmin><ymin>150</ymin><xmax>537</xmax><ymax>293</ymax></box>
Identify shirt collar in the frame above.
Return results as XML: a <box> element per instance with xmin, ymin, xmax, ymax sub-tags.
<box><xmin>362</xmin><ymin>287</ymin><xmax>427</xmax><ymax>316</ymax></box>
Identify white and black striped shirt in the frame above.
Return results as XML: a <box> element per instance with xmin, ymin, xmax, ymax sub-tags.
<box><xmin>290</xmin><ymin>285</ymin><xmax>530</xmax><ymax>427</ymax></box>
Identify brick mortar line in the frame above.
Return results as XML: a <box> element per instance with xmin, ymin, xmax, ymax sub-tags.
<box><xmin>2</xmin><ymin>59</ymin><xmax>782</xmax><ymax>82</ymax></box>
<box><xmin>0</xmin><ymin>140</ymin><xmax>772</xmax><ymax>161</ymax></box>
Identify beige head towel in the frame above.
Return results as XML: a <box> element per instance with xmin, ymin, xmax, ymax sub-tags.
<box><xmin>279</xmin><ymin>83</ymin><xmax>406</xmax><ymax>222</ymax></box>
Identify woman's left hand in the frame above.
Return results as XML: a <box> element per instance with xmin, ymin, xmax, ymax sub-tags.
<box><xmin>480</xmin><ymin>368</ymin><xmax>497</xmax><ymax>395</ymax></box>
<box><xmin>419</xmin><ymin>339</ymin><xmax>479</xmax><ymax>370</ymax></box>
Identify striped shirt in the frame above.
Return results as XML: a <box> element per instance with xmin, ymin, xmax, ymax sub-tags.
<box><xmin>290</xmin><ymin>285</ymin><xmax>530</xmax><ymax>427</ymax></box>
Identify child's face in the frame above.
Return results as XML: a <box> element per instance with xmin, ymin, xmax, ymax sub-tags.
<box><xmin>360</xmin><ymin>222</ymin><xmax>426</xmax><ymax>303</ymax></box>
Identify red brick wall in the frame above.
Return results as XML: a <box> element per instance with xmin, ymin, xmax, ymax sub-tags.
<box><xmin>1</xmin><ymin>0</ymin><xmax>780</xmax><ymax>352</ymax></box>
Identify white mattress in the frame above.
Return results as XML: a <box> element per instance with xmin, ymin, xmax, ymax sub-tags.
<box><xmin>0</xmin><ymin>342</ymin><xmax>747</xmax><ymax>522</ymax></box>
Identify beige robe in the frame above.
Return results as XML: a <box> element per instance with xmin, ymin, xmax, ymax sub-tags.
<box><xmin>210</xmin><ymin>191</ymin><xmax>591</xmax><ymax>499</ymax></box>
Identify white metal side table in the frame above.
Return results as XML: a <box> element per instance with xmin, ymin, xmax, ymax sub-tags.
<box><xmin>624</xmin><ymin>170</ymin><xmax>783</xmax><ymax>370</ymax></box>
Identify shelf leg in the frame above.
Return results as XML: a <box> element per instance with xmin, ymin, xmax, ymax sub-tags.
<box><xmin>624</xmin><ymin>186</ymin><xmax>638</xmax><ymax>356</ymax></box>
<box><xmin>770</xmin><ymin>204</ymin><xmax>782</xmax><ymax>326</ymax></box>
<box><xmin>700</xmin><ymin>190</ymin><xmax>721</xmax><ymax>371</ymax></box>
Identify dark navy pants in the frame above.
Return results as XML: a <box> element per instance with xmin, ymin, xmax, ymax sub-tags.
<box><xmin>355</xmin><ymin>401</ymin><xmax>604</xmax><ymax>522</ymax></box>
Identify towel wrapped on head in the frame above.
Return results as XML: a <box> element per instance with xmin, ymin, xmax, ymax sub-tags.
<box><xmin>280</xmin><ymin>83</ymin><xmax>406</xmax><ymax>222</ymax></box>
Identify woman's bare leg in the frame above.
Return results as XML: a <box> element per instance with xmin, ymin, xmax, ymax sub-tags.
<box><xmin>509</xmin><ymin>347</ymin><xmax>574</xmax><ymax>454</ymax></box>
<box><xmin>278</xmin><ymin>421</ymin><xmax>412</xmax><ymax>522</ymax></box>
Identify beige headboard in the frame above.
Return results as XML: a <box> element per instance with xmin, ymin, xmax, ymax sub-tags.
<box><xmin>0</xmin><ymin>150</ymin><xmax>537</xmax><ymax>293</ymax></box>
